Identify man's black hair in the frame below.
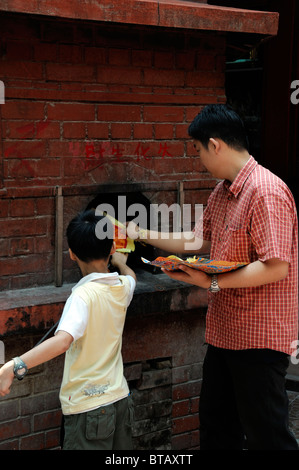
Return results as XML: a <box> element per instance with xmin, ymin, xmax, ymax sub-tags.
<box><xmin>66</xmin><ymin>210</ymin><xmax>114</xmax><ymax>262</ymax></box>
<box><xmin>188</xmin><ymin>104</ymin><xmax>249</xmax><ymax>151</ymax></box>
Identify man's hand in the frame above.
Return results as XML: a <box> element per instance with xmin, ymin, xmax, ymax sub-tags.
<box><xmin>162</xmin><ymin>265</ymin><xmax>211</xmax><ymax>289</ymax></box>
<box><xmin>0</xmin><ymin>360</ymin><xmax>14</xmax><ymax>397</ymax></box>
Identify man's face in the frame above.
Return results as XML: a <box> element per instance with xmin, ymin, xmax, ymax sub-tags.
<box><xmin>193</xmin><ymin>139</ymin><xmax>219</xmax><ymax>178</ymax></box>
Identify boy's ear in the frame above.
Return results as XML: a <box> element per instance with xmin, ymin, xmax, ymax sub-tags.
<box><xmin>110</xmin><ymin>241</ymin><xmax>116</xmax><ymax>255</ymax></box>
<box><xmin>69</xmin><ymin>248</ymin><xmax>77</xmax><ymax>261</ymax></box>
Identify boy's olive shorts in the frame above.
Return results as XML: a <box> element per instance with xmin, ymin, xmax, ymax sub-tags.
<box><xmin>62</xmin><ymin>395</ymin><xmax>134</xmax><ymax>450</ymax></box>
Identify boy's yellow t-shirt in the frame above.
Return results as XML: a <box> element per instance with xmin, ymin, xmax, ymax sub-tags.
<box><xmin>59</xmin><ymin>276</ymin><xmax>132</xmax><ymax>415</ymax></box>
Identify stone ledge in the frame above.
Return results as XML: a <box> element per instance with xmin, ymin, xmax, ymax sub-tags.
<box><xmin>0</xmin><ymin>0</ymin><xmax>279</xmax><ymax>35</ymax></box>
<box><xmin>0</xmin><ymin>270</ymin><xmax>207</xmax><ymax>337</ymax></box>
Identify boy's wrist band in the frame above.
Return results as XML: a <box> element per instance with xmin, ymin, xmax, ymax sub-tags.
<box><xmin>13</xmin><ymin>357</ymin><xmax>28</xmax><ymax>381</ymax></box>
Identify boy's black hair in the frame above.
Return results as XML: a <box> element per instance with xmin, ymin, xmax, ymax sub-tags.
<box><xmin>188</xmin><ymin>104</ymin><xmax>249</xmax><ymax>151</ymax></box>
<box><xmin>66</xmin><ymin>210</ymin><xmax>114</xmax><ymax>262</ymax></box>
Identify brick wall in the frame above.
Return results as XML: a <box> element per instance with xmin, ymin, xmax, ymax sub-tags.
<box><xmin>0</xmin><ymin>12</ymin><xmax>225</xmax><ymax>290</ymax></box>
<box><xmin>0</xmin><ymin>307</ymin><xmax>206</xmax><ymax>450</ymax></box>
<box><xmin>0</xmin><ymin>10</ymin><xmax>225</xmax><ymax>451</ymax></box>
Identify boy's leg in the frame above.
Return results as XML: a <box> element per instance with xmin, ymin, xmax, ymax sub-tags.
<box><xmin>113</xmin><ymin>395</ymin><xmax>134</xmax><ymax>450</ymax></box>
<box><xmin>62</xmin><ymin>396</ymin><xmax>133</xmax><ymax>450</ymax></box>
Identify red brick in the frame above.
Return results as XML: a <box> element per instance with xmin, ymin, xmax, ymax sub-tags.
<box><xmin>109</xmin><ymin>48</ymin><xmax>130</xmax><ymax>66</ymax></box>
<box><xmin>45</xmin><ymin>428</ymin><xmax>61</xmax><ymax>449</ymax></box>
<box><xmin>34</xmin><ymin>43</ymin><xmax>57</xmax><ymax>62</ymax></box>
<box><xmin>46</xmin><ymin>63</ymin><xmax>95</xmax><ymax>82</ymax></box>
<box><xmin>175</xmin><ymin>123</ymin><xmax>189</xmax><ymax>139</ymax></box>
<box><xmin>1</xmin><ymin>61</ymin><xmax>43</xmax><ymax>80</ymax></box>
<box><xmin>132</xmin><ymin>49</ymin><xmax>152</xmax><ymax>67</ymax></box>
<box><xmin>196</xmin><ymin>53</ymin><xmax>216</xmax><ymax>71</ymax></box>
<box><xmin>5</xmin><ymin>121</ymin><xmax>35</xmax><ymax>139</ymax></box>
<box><xmin>97</xmin><ymin>104</ymin><xmax>141</xmax><ymax>122</ymax></box>
<box><xmin>0</xmin><ymin>417</ymin><xmax>31</xmax><ymax>440</ymax></box>
<box><xmin>4</xmin><ymin>141</ymin><xmax>46</xmax><ymax>159</ymax></box>
<box><xmin>37</xmin><ymin>158</ymin><xmax>61</xmax><ymax>177</ymax></box>
<box><xmin>0</xmin><ymin>238</ymin><xmax>10</xmax><ymax>257</ymax></box>
<box><xmin>0</xmin><ymin>199</ymin><xmax>9</xmax><ymax>217</ymax></box>
<box><xmin>34</xmin><ymin>410</ymin><xmax>62</xmax><ymax>432</ymax></box>
<box><xmin>133</xmin><ymin>123</ymin><xmax>153</xmax><ymax>139</ymax></box>
<box><xmin>2</xmin><ymin>102</ymin><xmax>45</xmax><ymax>120</ymax></box>
<box><xmin>1</xmin><ymin>217</ymin><xmax>48</xmax><ymax>238</ymax></box>
<box><xmin>173</xmin><ymin>381</ymin><xmax>201</xmax><ymax>401</ymax></box>
<box><xmin>36</xmin><ymin>121</ymin><xmax>60</xmax><ymax>139</ymax></box>
<box><xmin>144</xmin><ymin>69</ymin><xmax>185</xmax><ymax>87</ymax></box>
<box><xmin>154</xmin><ymin>124</ymin><xmax>174</xmax><ymax>139</ymax></box>
<box><xmin>97</xmin><ymin>66</ymin><xmax>142</xmax><ymax>85</ymax></box>
<box><xmin>144</xmin><ymin>106</ymin><xmax>184</xmax><ymax>123</ymax></box>
<box><xmin>63</xmin><ymin>122</ymin><xmax>86</xmax><ymax>139</ymax></box>
<box><xmin>1</xmin><ymin>253</ymin><xmax>53</xmax><ymax>276</ymax></box>
<box><xmin>47</xmin><ymin>103</ymin><xmax>95</xmax><ymax>121</ymax></box>
<box><xmin>10</xmin><ymin>198</ymin><xmax>35</xmax><ymax>217</ymax></box>
<box><xmin>87</xmin><ymin>122</ymin><xmax>109</xmax><ymax>139</ymax></box>
<box><xmin>176</xmin><ymin>51</ymin><xmax>196</xmax><ymax>70</ymax></box>
<box><xmin>172</xmin><ymin>399</ymin><xmax>190</xmax><ymax>418</ymax></box>
<box><xmin>172</xmin><ymin>414</ymin><xmax>199</xmax><ymax>435</ymax></box>
<box><xmin>84</xmin><ymin>46</ymin><xmax>106</xmax><ymax>64</ymax></box>
<box><xmin>6</xmin><ymin>41</ymin><xmax>32</xmax><ymax>61</ymax></box>
<box><xmin>186</xmin><ymin>70</ymin><xmax>225</xmax><ymax>87</ymax></box>
<box><xmin>154</xmin><ymin>51</ymin><xmax>175</xmax><ymax>69</ymax></box>
<box><xmin>58</xmin><ymin>44</ymin><xmax>83</xmax><ymax>63</ymax></box>
<box><xmin>20</xmin><ymin>432</ymin><xmax>45</xmax><ymax>451</ymax></box>
<box><xmin>111</xmin><ymin>123</ymin><xmax>132</xmax><ymax>139</ymax></box>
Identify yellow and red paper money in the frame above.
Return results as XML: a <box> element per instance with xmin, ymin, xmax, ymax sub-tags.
<box><xmin>142</xmin><ymin>255</ymin><xmax>247</xmax><ymax>273</ymax></box>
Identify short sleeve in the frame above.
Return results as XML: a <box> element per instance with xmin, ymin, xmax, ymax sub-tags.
<box><xmin>250</xmin><ymin>192</ymin><xmax>295</xmax><ymax>263</ymax></box>
<box><xmin>125</xmin><ymin>275</ymin><xmax>136</xmax><ymax>307</ymax></box>
<box><xmin>55</xmin><ymin>293</ymin><xmax>89</xmax><ymax>342</ymax></box>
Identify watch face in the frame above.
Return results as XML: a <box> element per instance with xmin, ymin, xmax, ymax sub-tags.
<box><xmin>16</xmin><ymin>367</ymin><xmax>26</xmax><ymax>376</ymax></box>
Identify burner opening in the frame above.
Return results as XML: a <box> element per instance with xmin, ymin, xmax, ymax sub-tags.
<box><xmin>86</xmin><ymin>191</ymin><xmax>157</xmax><ymax>272</ymax></box>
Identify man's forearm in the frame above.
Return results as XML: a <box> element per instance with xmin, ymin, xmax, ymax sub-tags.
<box><xmin>128</xmin><ymin>223</ymin><xmax>210</xmax><ymax>255</ymax></box>
<box><xmin>218</xmin><ymin>258</ymin><xmax>289</xmax><ymax>289</ymax></box>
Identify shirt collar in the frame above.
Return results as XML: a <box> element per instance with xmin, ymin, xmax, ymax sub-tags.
<box><xmin>72</xmin><ymin>271</ymin><xmax>120</xmax><ymax>291</ymax></box>
<box><xmin>224</xmin><ymin>155</ymin><xmax>258</xmax><ymax>198</ymax></box>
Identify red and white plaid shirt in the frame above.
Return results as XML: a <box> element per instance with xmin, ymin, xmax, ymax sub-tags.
<box><xmin>194</xmin><ymin>156</ymin><xmax>298</xmax><ymax>355</ymax></box>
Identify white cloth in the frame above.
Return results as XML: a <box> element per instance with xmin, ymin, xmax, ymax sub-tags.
<box><xmin>56</xmin><ymin>272</ymin><xmax>136</xmax><ymax>342</ymax></box>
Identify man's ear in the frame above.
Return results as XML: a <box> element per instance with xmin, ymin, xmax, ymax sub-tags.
<box><xmin>69</xmin><ymin>248</ymin><xmax>77</xmax><ymax>261</ymax></box>
<box><xmin>209</xmin><ymin>138</ymin><xmax>221</xmax><ymax>154</ymax></box>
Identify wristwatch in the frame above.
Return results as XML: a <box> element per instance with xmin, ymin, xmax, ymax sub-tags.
<box><xmin>208</xmin><ymin>274</ymin><xmax>221</xmax><ymax>293</ymax></box>
<box><xmin>13</xmin><ymin>357</ymin><xmax>28</xmax><ymax>381</ymax></box>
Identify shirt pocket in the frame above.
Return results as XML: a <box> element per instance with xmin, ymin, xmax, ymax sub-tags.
<box><xmin>222</xmin><ymin>222</ymin><xmax>252</xmax><ymax>262</ymax></box>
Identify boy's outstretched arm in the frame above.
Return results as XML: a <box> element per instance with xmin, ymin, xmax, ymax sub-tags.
<box><xmin>0</xmin><ymin>330</ymin><xmax>73</xmax><ymax>397</ymax></box>
<box><xmin>110</xmin><ymin>252</ymin><xmax>137</xmax><ymax>283</ymax></box>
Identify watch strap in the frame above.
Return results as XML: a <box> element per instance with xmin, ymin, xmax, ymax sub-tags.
<box><xmin>208</xmin><ymin>274</ymin><xmax>221</xmax><ymax>293</ymax></box>
<box><xmin>13</xmin><ymin>357</ymin><xmax>28</xmax><ymax>381</ymax></box>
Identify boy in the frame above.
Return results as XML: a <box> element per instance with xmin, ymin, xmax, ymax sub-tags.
<box><xmin>0</xmin><ymin>210</ymin><xmax>136</xmax><ymax>450</ymax></box>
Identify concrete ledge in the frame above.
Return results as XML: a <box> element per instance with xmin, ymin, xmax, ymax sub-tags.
<box><xmin>0</xmin><ymin>0</ymin><xmax>279</xmax><ymax>35</ymax></box>
<box><xmin>0</xmin><ymin>270</ymin><xmax>207</xmax><ymax>337</ymax></box>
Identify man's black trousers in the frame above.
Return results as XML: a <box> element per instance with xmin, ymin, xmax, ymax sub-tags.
<box><xmin>199</xmin><ymin>345</ymin><xmax>299</xmax><ymax>450</ymax></box>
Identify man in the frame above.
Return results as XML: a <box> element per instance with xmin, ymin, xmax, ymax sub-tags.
<box><xmin>129</xmin><ymin>104</ymin><xmax>298</xmax><ymax>450</ymax></box>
